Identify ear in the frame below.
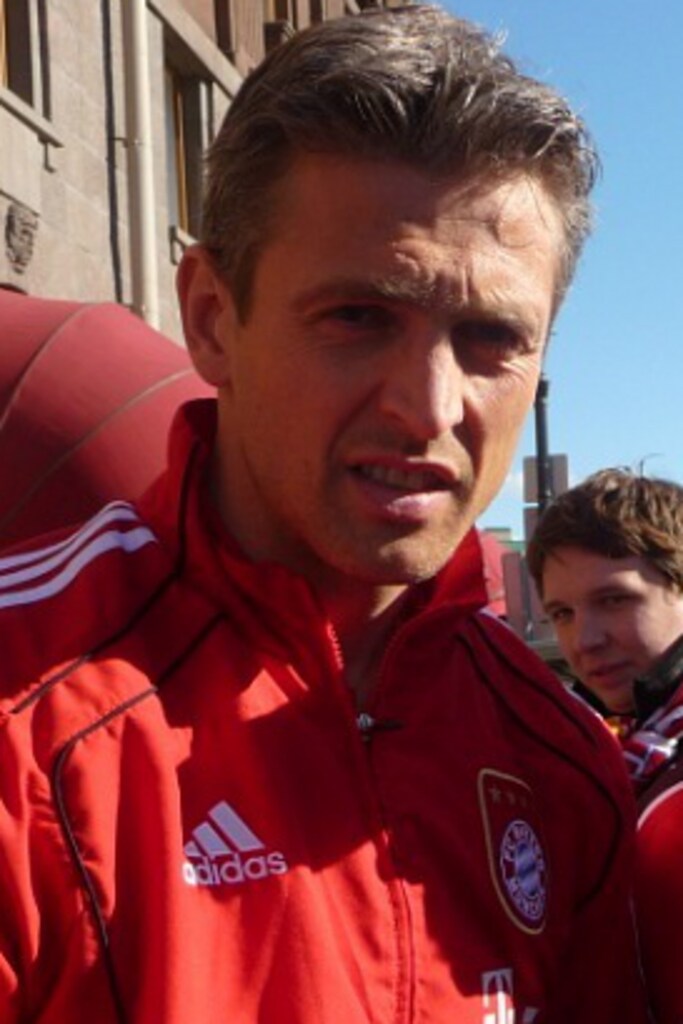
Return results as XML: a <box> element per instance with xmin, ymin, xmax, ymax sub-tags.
<box><xmin>176</xmin><ymin>244</ymin><xmax>238</xmax><ymax>388</ymax></box>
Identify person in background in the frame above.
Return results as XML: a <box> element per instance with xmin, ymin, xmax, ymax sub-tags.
<box><xmin>0</xmin><ymin>7</ymin><xmax>650</xmax><ymax>1023</ymax></box>
<box><xmin>527</xmin><ymin>466</ymin><xmax>683</xmax><ymax>1023</ymax></box>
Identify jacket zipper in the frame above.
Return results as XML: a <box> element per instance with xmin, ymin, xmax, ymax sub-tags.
<box><xmin>325</xmin><ymin>621</ymin><xmax>416</xmax><ymax>1024</ymax></box>
<box><xmin>351</xmin><ymin>604</ymin><xmax>470</xmax><ymax>1022</ymax></box>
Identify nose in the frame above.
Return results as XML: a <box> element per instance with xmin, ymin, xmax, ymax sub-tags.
<box><xmin>379</xmin><ymin>331</ymin><xmax>465</xmax><ymax>441</ymax></box>
<box><xmin>571</xmin><ymin>611</ymin><xmax>608</xmax><ymax>657</ymax></box>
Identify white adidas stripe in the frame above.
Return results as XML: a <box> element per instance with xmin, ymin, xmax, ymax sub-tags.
<box><xmin>185</xmin><ymin>800</ymin><xmax>264</xmax><ymax>859</ymax></box>
<box><xmin>209</xmin><ymin>801</ymin><xmax>263</xmax><ymax>852</ymax></box>
<box><xmin>192</xmin><ymin>823</ymin><xmax>235</xmax><ymax>859</ymax></box>
<box><xmin>0</xmin><ymin>526</ymin><xmax>157</xmax><ymax>610</ymax></box>
<box><xmin>0</xmin><ymin>501</ymin><xmax>139</xmax><ymax>576</ymax></box>
<box><xmin>0</xmin><ymin>503</ymin><xmax>144</xmax><ymax>591</ymax></box>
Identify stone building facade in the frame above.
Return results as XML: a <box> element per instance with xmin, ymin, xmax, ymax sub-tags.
<box><xmin>0</xmin><ymin>0</ymin><xmax>399</xmax><ymax>340</ymax></box>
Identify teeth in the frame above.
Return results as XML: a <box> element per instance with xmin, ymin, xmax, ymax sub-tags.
<box><xmin>360</xmin><ymin>464</ymin><xmax>441</xmax><ymax>491</ymax></box>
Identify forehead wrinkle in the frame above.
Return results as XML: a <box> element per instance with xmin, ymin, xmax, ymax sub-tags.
<box><xmin>372</xmin><ymin>267</ymin><xmax>466</xmax><ymax>313</ymax></box>
<box><xmin>386</xmin><ymin>254</ymin><xmax>544</xmax><ymax>334</ymax></box>
<box><xmin>381</xmin><ymin>242</ymin><xmax>482</xmax><ymax>320</ymax></box>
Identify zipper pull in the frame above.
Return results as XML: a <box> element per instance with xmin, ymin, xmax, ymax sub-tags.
<box><xmin>356</xmin><ymin>712</ymin><xmax>403</xmax><ymax>743</ymax></box>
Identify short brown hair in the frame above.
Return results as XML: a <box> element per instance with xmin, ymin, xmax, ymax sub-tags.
<box><xmin>527</xmin><ymin>469</ymin><xmax>683</xmax><ymax>596</ymax></box>
<box><xmin>201</xmin><ymin>3</ymin><xmax>598</xmax><ymax>319</ymax></box>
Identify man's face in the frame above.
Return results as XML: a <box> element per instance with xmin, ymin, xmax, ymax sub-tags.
<box><xmin>200</xmin><ymin>155</ymin><xmax>561</xmax><ymax>596</ymax></box>
<box><xmin>542</xmin><ymin>547</ymin><xmax>683</xmax><ymax>713</ymax></box>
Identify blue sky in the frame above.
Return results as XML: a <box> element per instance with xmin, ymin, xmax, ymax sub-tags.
<box><xmin>440</xmin><ymin>1</ymin><xmax>683</xmax><ymax>537</ymax></box>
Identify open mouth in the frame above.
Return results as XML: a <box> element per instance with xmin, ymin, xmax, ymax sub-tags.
<box><xmin>354</xmin><ymin>463</ymin><xmax>450</xmax><ymax>494</ymax></box>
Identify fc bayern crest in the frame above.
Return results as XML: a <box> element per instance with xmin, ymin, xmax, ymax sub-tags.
<box><xmin>478</xmin><ymin>769</ymin><xmax>549</xmax><ymax>934</ymax></box>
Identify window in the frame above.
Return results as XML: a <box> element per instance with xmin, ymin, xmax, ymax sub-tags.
<box><xmin>165</xmin><ymin>66</ymin><xmax>189</xmax><ymax>233</ymax></box>
<box><xmin>163</xmin><ymin>23</ymin><xmax>226</xmax><ymax>256</ymax></box>
<box><xmin>263</xmin><ymin>0</ymin><xmax>297</xmax><ymax>26</ymax></box>
<box><xmin>164</xmin><ymin>53</ymin><xmax>213</xmax><ymax>242</ymax></box>
<box><xmin>263</xmin><ymin>0</ymin><xmax>297</xmax><ymax>52</ymax></box>
<box><xmin>215</xmin><ymin>0</ymin><xmax>265</xmax><ymax>73</ymax></box>
<box><xmin>0</xmin><ymin>3</ymin><xmax>5</xmax><ymax>87</ymax></box>
<box><xmin>0</xmin><ymin>0</ymin><xmax>47</xmax><ymax>113</ymax></box>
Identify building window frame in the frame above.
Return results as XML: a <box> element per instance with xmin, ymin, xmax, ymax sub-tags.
<box><xmin>264</xmin><ymin>0</ymin><xmax>298</xmax><ymax>27</ymax></box>
<box><xmin>0</xmin><ymin>0</ymin><xmax>61</xmax><ymax>160</ymax></box>
<box><xmin>0</xmin><ymin>0</ymin><xmax>48</xmax><ymax>114</ymax></box>
<box><xmin>164</xmin><ymin>31</ymin><xmax>214</xmax><ymax>246</ymax></box>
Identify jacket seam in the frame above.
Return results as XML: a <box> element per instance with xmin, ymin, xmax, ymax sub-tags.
<box><xmin>48</xmin><ymin>607</ymin><xmax>224</xmax><ymax>1024</ymax></box>
<box><xmin>457</xmin><ymin>629</ymin><xmax>624</xmax><ymax>909</ymax></box>
<box><xmin>470</xmin><ymin>614</ymin><xmax>600</xmax><ymax>747</ymax></box>
<box><xmin>50</xmin><ymin>688</ymin><xmax>156</xmax><ymax>1024</ymax></box>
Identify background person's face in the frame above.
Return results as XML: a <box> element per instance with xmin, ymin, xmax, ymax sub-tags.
<box><xmin>542</xmin><ymin>547</ymin><xmax>683</xmax><ymax>713</ymax></box>
<box><xmin>209</xmin><ymin>155</ymin><xmax>560</xmax><ymax>595</ymax></box>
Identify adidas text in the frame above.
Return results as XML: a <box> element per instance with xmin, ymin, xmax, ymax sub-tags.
<box><xmin>183</xmin><ymin>851</ymin><xmax>288</xmax><ymax>887</ymax></box>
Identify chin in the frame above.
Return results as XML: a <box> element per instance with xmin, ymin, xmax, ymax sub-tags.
<box><xmin>348</xmin><ymin>547</ymin><xmax>457</xmax><ymax>587</ymax></box>
<box><xmin>609</xmin><ymin>699</ymin><xmax>636</xmax><ymax>716</ymax></box>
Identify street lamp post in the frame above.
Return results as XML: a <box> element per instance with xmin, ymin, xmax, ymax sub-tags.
<box><xmin>534</xmin><ymin>374</ymin><xmax>552</xmax><ymax>515</ymax></box>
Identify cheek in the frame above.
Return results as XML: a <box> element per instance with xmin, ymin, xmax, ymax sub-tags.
<box><xmin>633</xmin><ymin>605</ymin><xmax>683</xmax><ymax>657</ymax></box>
<box><xmin>604</xmin><ymin>607</ymin><xmax>669</xmax><ymax>669</ymax></box>
<box><xmin>474</xmin><ymin>367</ymin><xmax>539</xmax><ymax>436</ymax></box>
<box><xmin>468</xmin><ymin>383</ymin><xmax>534</xmax><ymax>485</ymax></box>
<box><xmin>245</xmin><ymin>385</ymin><xmax>343</xmax><ymax>481</ymax></box>
<box><xmin>661</xmin><ymin>593</ymin><xmax>683</xmax><ymax>637</ymax></box>
<box><xmin>553</xmin><ymin>627</ymin><xmax>576</xmax><ymax>663</ymax></box>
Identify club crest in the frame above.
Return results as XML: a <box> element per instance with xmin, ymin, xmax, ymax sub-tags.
<box><xmin>478</xmin><ymin>769</ymin><xmax>548</xmax><ymax>934</ymax></box>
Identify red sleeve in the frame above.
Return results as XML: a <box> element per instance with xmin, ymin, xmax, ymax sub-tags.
<box><xmin>544</xmin><ymin>784</ymin><xmax>653</xmax><ymax>1024</ymax></box>
<box><xmin>0</xmin><ymin>949</ymin><xmax>19</xmax><ymax>1024</ymax></box>
<box><xmin>636</xmin><ymin>781</ymin><xmax>683</xmax><ymax>1023</ymax></box>
<box><xmin>549</xmin><ymin>873</ymin><xmax>651</xmax><ymax>1022</ymax></box>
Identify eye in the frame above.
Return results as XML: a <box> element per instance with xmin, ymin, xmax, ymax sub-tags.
<box><xmin>547</xmin><ymin>606</ymin><xmax>573</xmax><ymax>626</ymax></box>
<box><xmin>327</xmin><ymin>304</ymin><xmax>394</xmax><ymax>330</ymax></box>
<box><xmin>455</xmin><ymin>319</ymin><xmax>531</xmax><ymax>356</ymax></box>
<box><xmin>601</xmin><ymin>593</ymin><xmax>631</xmax><ymax>609</ymax></box>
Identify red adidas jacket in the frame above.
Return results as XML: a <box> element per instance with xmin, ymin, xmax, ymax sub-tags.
<box><xmin>619</xmin><ymin>655</ymin><xmax>683</xmax><ymax>1024</ymax></box>
<box><xmin>637</xmin><ymin>778</ymin><xmax>683</xmax><ymax>1024</ymax></box>
<box><xmin>0</xmin><ymin>400</ymin><xmax>650</xmax><ymax>1023</ymax></box>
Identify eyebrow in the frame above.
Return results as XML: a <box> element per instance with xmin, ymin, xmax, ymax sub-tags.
<box><xmin>292</xmin><ymin>276</ymin><xmax>437</xmax><ymax>313</ymax></box>
<box><xmin>291</xmin><ymin>275</ymin><xmax>538</xmax><ymax>332</ymax></box>
<box><xmin>543</xmin><ymin>583</ymin><xmax>637</xmax><ymax>614</ymax></box>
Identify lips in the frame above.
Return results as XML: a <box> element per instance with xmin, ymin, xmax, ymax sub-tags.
<box><xmin>355</xmin><ymin>462</ymin><xmax>450</xmax><ymax>493</ymax></box>
<box><xmin>585</xmin><ymin>662</ymin><xmax>632</xmax><ymax>683</ymax></box>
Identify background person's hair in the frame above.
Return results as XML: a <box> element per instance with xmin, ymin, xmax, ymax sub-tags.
<box><xmin>527</xmin><ymin>468</ymin><xmax>683</xmax><ymax>595</ymax></box>
<box><xmin>201</xmin><ymin>3</ymin><xmax>598</xmax><ymax>320</ymax></box>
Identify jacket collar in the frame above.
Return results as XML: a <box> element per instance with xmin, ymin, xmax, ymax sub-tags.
<box><xmin>634</xmin><ymin>631</ymin><xmax>683</xmax><ymax>723</ymax></box>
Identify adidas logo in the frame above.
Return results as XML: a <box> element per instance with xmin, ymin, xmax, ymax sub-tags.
<box><xmin>182</xmin><ymin>800</ymin><xmax>289</xmax><ymax>887</ymax></box>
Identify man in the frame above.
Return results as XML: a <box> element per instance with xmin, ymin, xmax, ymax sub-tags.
<box><xmin>527</xmin><ymin>467</ymin><xmax>683</xmax><ymax>1022</ymax></box>
<box><xmin>0</xmin><ymin>7</ymin><xmax>649</xmax><ymax>1023</ymax></box>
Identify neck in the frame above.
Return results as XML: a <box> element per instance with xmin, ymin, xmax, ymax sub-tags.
<box><xmin>319</xmin><ymin>580</ymin><xmax>412</xmax><ymax>709</ymax></box>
